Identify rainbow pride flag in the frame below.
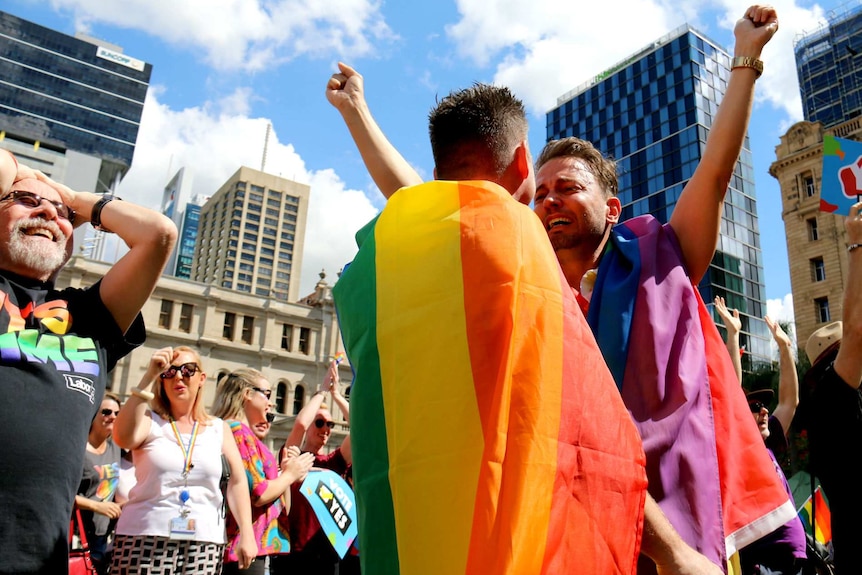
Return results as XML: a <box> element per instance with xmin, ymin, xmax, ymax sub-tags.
<box><xmin>334</xmin><ymin>180</ymin><xmax>647</xmax><ymax>575</ymax></box>
<box><xmin>588</xmin><ymin>215</ymin><xmax>797</xmax><ymax>567</ymax></box>
<box><xmin>799</xmin><ymin>487</ymin><xmax>832</xmax><ymax>545</ymax></box>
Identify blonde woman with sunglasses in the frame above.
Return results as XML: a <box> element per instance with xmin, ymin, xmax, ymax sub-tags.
<box><xmin>271</xmin><ymin>360</ymin><xmax>353</xmax><ymax>575</ymax></box>
<box><xmin>112</xmin><ymin>347</ymin><xmax>257</xmax><ymax>574</ymax></box>
<box><xmin>211</xmin><ymin>368</ymin><xmax>314</xmax><ymax>575</ymax></box>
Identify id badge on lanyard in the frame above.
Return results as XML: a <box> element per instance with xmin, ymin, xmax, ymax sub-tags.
<box><xmin>168</xmin><ymin>420</ymin><xmax>199</xmax><ymax>540</ymax></box>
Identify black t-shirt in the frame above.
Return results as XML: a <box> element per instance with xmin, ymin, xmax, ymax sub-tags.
<box><xmin>0</xmin><ymin>271</ymin><xmax>144</xmax><ymax>575</ymax></box>
<box><xmin>809</xmin><ymin>362</ymin><xmax>862</xmax><ymax>575</ymax></box>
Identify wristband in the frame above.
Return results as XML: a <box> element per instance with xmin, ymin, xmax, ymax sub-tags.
<box><xmin>91</xmin><ymin>195</ymin><xmax>121</xmax><ymax>233</ymax></box>
<box><xmin>731</xmin><ymin>56</ymin><xmax>763</xmax><ymax>78</ymax></box>
<box><xmin>131</xmin><ymin>387</ymin><xmax>155</xmax><ymax>401</ymax></box>
<box><xmin>849</xmin><ymin>243</ymin><xmax>862</xmax><ymax>253</ymax></box>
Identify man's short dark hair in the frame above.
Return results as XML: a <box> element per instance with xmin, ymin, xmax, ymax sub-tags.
<box><xmin>428</xmin><ymin>84</ymin><xmax>527</xmax><ymax>181</ymax></box>
<box><xmin>536</xmin><ymin>138</ymin><xmax>619</xmax><ymax>198</ymax></box>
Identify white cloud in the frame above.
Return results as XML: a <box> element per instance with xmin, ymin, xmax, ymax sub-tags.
<box><xmin>48</xmin><ymin>0</ymin><xmax>396</xmax><ymax>70</ymax></box>
<box><xmin>114</xmin><ymin>86</ymin><xmax>378</xmax><ymax>296</ymax></box>
<box><xmin>446</xmin><ymin>0</ymin><xmax>830</xmax><ymax>120</ymax></box>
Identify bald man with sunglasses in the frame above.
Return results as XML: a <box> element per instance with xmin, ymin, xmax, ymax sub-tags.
<box><xmin>0</xmin><ymin>150</ymin><xmax>177</xmax><ymax>575</ymax></box>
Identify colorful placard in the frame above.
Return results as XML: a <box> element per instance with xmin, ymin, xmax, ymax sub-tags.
<box><xmin>299</xmin><ymin>469</ymin><xmax>357</xmax><ymax>558</ymax></box>
<box><xmin>821</xmin><ymin>134</ymin><xmax>862</xmax><ymax>213</ymax></box>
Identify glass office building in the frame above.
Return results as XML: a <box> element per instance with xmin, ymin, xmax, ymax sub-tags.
<box><xmin>795</xmin><ymin>3</ymin><xmax>862</xmax><ymax>129</ymax></box>
<box><xmin>175</xmin><ymin>203</ymin><xmax>201</xmax><ymax>280</ymax></box>
<box><xmin>547</xmin><ymin>24</ymin><xmax>771</xmax><ymax>368</ymax></box>
<box><xmin>0</xmin><ymin>10</ymin><xmax>150</xmax><ymax>178</ymax></box>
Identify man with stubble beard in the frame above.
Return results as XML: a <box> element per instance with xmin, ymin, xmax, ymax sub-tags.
<box><xmin>0</xmin><ymin>149</ymin><xmax>177</xmax><ymax>575</ymax></box>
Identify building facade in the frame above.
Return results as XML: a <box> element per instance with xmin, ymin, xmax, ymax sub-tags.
<box><xmin>771</xmin><ymin>119</ymin><xmax>856</xmax><ymax>347</ymax></box>
<box><xmin>55</xmin><ymin>257</ymin><xmax>350</xmax><ymax>451</ymax></box>
<box><xmin>0</xmin><ymin>10</ymin><xmax>150</xmax><ymax>184</ymax></box>
<box><xmin>547</xmin><ymin>24</ymin><xmax>772</xmax><ymax>367</ymax></box>
<box><xmin>795</xmin><ymin>3</ymin><xmax>862</xmax><ymax>129</ymax></box>
<box><xmin>193</xmin><ymin>166</ymin><xmax>309</xmax><ymax>303</ymax></box>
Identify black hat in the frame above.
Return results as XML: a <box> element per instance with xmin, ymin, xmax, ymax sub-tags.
<box><xmin>745</xmin><ymin>388</ymin><xmax>774</xmax><ymax>405</ymax></box>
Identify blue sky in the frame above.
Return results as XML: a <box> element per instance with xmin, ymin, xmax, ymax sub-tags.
<box><xmin>4</xmin><ymin>0</ymin><xmax>852</xmax><ymax>323</ymax></box>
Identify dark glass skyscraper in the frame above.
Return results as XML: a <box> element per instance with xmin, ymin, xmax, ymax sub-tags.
<box><xmin>547</xmin><ymin>24</ymin><xmax>771</xmax><ymax>367</ymax></box>
<box><xmin>0</xmin><ymin>10</ymin><xmax>151</xmax><ymax>181</ymax></box>
<box><xmin>795</xmin><ymin>3</ymin><xmax>862</xmax><ymax>129</ymax></box>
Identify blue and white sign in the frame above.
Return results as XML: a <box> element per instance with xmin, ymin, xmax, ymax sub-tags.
<box><xmin>299</xmin><ymin>469</ymin><xmax>358</xmax><ymax>558</ymax></box>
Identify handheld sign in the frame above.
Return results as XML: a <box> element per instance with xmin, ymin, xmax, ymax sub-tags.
<box><xmin>299</xmin><ymin>469</ymin><xmax>358</xmax><ymax>558</ymax></box>
<box><xmin>822</xmin><ymin>134</ymin><xmax>862</xmax><ymax>213</ymax></box>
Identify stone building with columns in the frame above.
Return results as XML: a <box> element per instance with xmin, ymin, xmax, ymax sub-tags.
<box><xmin>55</xmin><ymin>257</ymin><xmax>350</xmax><ymax>452</ymax></box>
<box><xmin>769</xmin><ymin>118</ymin><xmax>856</xmax><ymax>347</ymax></box>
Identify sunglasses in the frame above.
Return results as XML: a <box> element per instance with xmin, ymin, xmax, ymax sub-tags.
<box><xmin>159</xmin><ymin>363</ymin><xmax>200</xmax><ymax>380</ymax></box>
<box><xmin>100</xmin><ymin>409</ymin><xmax>120</xmax><ymax>417</ymax></box>
<box><xmin>0</xmin><ymin>190</ymin><xmax>76</xmax><ymax>222</ymax></box>
<box><xmin>748</xmin><ymin>401</ymin><xmax>767</xmax><ymax>413</ymax></box>
<box><xmin>314</xmin><ymin>418</ymin><xmax>336</xmax><ymax>429</ymax></box>
<box><xmin>251</xmin><ymin>387</ymin><xmax>272</xmax><ymax>399</ymax></box>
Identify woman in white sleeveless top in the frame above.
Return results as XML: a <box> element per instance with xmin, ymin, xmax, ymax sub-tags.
<box><xmin>112</xmin><ymin>346</ymin><xmax>257</xmax><ymax>574</ymax></box>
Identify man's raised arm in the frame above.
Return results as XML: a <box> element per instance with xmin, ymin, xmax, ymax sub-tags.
<box><xmin>669</xmin><ymin>5</ymin><xmax>778</xmax><ymax>282</ymax></box>
<box><xmin>326</xmin><ymin>62</ymin><xmax>423</xmax><ymax>198</ymax></box>
<box><xmin>834</xmin><ymin>202</ymin><xmax>862</xmax><ymax>389</ymax></box>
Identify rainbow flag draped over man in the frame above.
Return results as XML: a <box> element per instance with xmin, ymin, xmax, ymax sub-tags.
<box><xmin>588</xmin><ymin>215</ymin><xmax>798</xmax><ymax>570</ymax></box>
<box><xmin>333</xmin><ymin>180</ymin><xmax>648</xmax><ymax>575</ymax></box>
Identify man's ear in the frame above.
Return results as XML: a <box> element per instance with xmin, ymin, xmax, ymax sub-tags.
<box><xmin>433</xmin><ymin>167</ymin><xmax>438</xmax><ymax>180</ymax></box>
<box><xmin>607</xmin><ymin>197</ymin><xmax>622</xmax><ymax>224</ymax></box>
<box><xmin>514</xmin><ymin>141</ymin><xmax>531</xmax><ymax>180</ymax></box>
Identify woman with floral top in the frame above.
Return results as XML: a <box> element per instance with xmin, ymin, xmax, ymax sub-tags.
<box><xmin>212</xmin><ymin>368</ymin><xmax>315</xmax><ymax>575</ymax></box>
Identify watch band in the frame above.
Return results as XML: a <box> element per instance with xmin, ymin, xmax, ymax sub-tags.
<box><xmin>731</xmin><ymin>56</ymin><xmax>763</xmax><ymax>78</ymax></box>
<box><xmin>91</xmin><ymin>195</ymin><xmax>121</xmax><ymax>233</ymax></box>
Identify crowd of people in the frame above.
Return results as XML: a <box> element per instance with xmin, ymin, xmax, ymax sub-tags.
<box><xmin>1</xmin><ymin>3</ymin><xmax>860</xmax><ymax>575</ymax></box>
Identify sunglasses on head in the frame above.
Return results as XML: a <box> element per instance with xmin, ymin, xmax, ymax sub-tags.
<box><xmin>100</xmin><ymin>409</ymin><xmax>120</xmax><ymax>417</ymax></box>
<box><xmin>749</xmin><ymin>401</ymin><xmax>767</xmax><ymax>413</ymax></box>
<box><xmin>0</xmin><ymin>190</ymin><xmax>76</xmax><ymax>221</ymax></box>
<box><xmin>159</xmin><ymin>362</ymin><xmax>200</xmax><ymax>379</ymax></box>
<box><xmin>251</xmin><ymin>386</ymin><xmax>272</xmax><ymax>399</ymax></box>
<box><xmin>314</xmin><ymin>418</ymin><xmax>335</xmax><ymax>429</ymax></box>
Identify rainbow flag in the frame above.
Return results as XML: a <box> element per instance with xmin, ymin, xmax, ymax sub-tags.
<box><xmin>588</xmin><ymin>215</ymin><xmax>797</xmax><ymax>566</ymax></box>
<box><xmin>798</xmin><ymin>487</ymin><xmax>832</xmax><ymax>545</ymax></box>
<box><xmin>334</xmin><ymin>180</ymin><xmax>647</xmax><ymax>575</ymax></box>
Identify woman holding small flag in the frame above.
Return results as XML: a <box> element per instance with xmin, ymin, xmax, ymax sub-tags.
<box><xmin>212</xmin><ymin>368</ymin><xmax>315</xmax><ymax>574</ymax></box>
<box><xmin>271</xmin><ymin>358</ymin><xmax>353</xmax><ymax>575</ymax></box>
<box><xmin>111</xmin><ymin>346</ymin><xmax>258</xmax><ymax>574</ymax></box>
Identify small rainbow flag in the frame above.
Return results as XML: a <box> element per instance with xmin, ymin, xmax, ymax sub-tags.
<box><xmin>334</xmin><ymin>180</ymin><xmax>647</xmax><ymax>575</ymax></box>
<box><xmin>798</xmin><ymin>487</ymin><xmax>832</xmax><ymax>545</ymax></box>
<box><xmin>333</xmin><ymin>351</ymin><xmax>347</xmax><ymax>364</ymax></box>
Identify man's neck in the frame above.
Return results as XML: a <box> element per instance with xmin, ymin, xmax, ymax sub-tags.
<box><xmin>557</xmin><ymin>236</ymin><xmax>610</xmax><ymax>291</ymax></box>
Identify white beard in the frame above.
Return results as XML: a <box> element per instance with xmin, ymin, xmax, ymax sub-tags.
<box><xmin>7</xmin><ymin>218</ymin><xmax>69</xmax><ymax>278</ymax></box>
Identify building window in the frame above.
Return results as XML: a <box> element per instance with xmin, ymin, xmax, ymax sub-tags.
<box><xmin>179</xmin><ymin>303</ymin><xmax>193</xmax><ymax>333</ymax></box>
<box><xmin>815</xmin><ymin>297</ymin><xmax>831</xmax><ymax>323</ymax></box>
<box><xmin>811</xmin><ymin>258</ymin><xmax>826</xmax><ymax>282</ymax></box>
<box><xmin>223</xmin><ymin>312</ymin><xmax>236</xmax><ymax>339</ymax></box>
<box><xmin>276</xmin><ymin>382</ymin><xmax>288</xmax><ymax>413</ymax></box>
<box><xmin>298</xmin><ymin>327</ymin><xmax>311</xmax><ymax>355</ymax></box>
<box><xmin>159</xmin><ymin>299</ymin><xmax>174</xmax><ymax>329</ymax></box>
<box><xmin>241</xmin><ymin>315</ymin><xmax>254</xmax><ymax>344</ymax></box>
<box><xmin>293</xmin><ymin>385</ymin><xmax>305</xmax><ymax>415</ymax></box>
<box><xmin>807</xmin><ymin>217</ymin><xmax>819</xmax><ymax>241</ymax></box>
<box><xmin>281</xmin><ymin>324</ymin><xmax>293</xmax><ymax>350</ymax></box>
<box><xmin>803</xmin><ymin>174</ymin><xmax>816</xmax><ymax>198</ymax></box>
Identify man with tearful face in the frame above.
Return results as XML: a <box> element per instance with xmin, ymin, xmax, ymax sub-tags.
<box><xmin>0</xmin><ymin>149</ymin><xmax>177</xmax><ymax>575</ymax></box>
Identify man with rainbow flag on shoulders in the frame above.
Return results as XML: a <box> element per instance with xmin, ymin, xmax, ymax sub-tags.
<box><xmin>327</xmin><ymin>74</ymin><xmax>652</xmax><ymax>574</ymax></box>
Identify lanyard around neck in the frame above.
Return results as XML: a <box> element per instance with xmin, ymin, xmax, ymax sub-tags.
<box><xmin>169</xmin><ymin>419</ymin><xmax>200</xmax><ymax>477</ymax></box>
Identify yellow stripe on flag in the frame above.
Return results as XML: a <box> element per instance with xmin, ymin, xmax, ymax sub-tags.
<box><xmin>375</xmin><ymin>183</ymin><xmax>482</xmax><ymax>574</ymax></box>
